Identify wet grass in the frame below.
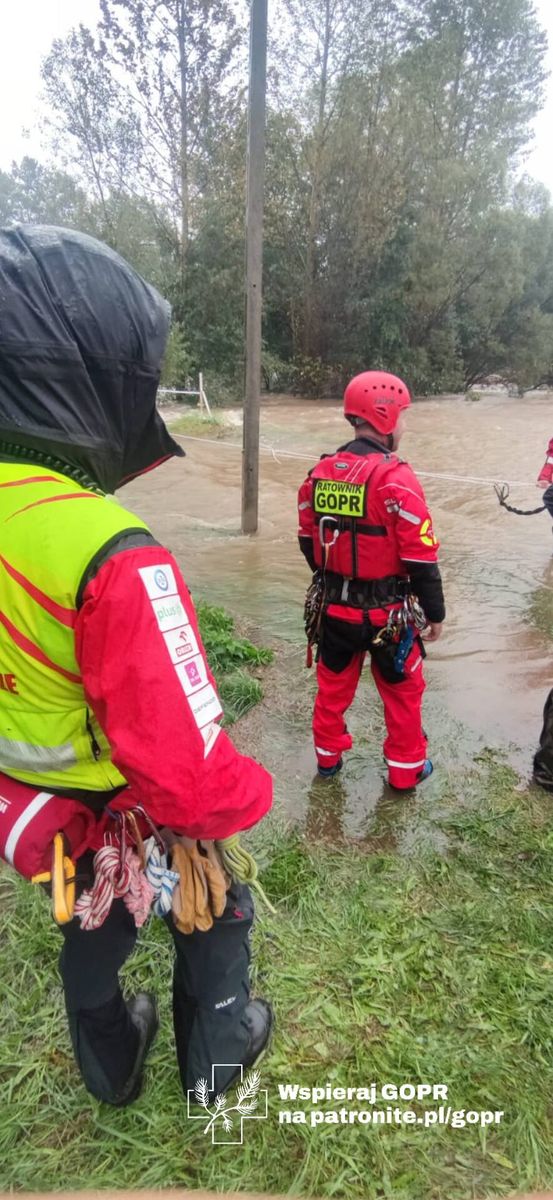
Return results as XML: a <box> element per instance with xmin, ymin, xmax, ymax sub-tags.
<box><xmin>527</xmin><ymin>581</ymin><xmax>553</xmax><ymax>640</ymax></box>
<box><xmin>2</xmin><ymin>757</ymin><xmax>553</xmax><ymax>1197</ymax></box>
<box><xmin>169</xmin><ymin>411</ymin><xmax>231</xmax><ymax>438</ymax></box>
<box><xmin>197</xmin><ymin>601</ymin><xmax>273</xmax><ymax>725</ymax></box>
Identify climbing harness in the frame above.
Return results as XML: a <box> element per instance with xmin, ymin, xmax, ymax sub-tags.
<box><xmin>494</xmin><ymin>482</ymin><xmax>545</xmax><ymax>516</ymax></box>
<box><xmin>25</xmin><ymin>791</ymin><xmax>275</xmax><ymax>930</ymax></box>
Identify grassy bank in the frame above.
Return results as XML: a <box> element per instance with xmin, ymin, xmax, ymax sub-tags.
<box><xmin>2</xmin><ymin>754</ymin><xmax>553</xmax><ymax>1197</ymax></box>
<box><xmin>168</xmin><ymin>410</ymin><xmax>232</xmax><ymax>439</ymax></box>
<box><xmin>197</xmin><ymin>601</ymin><xmax>273</xmax><ymax>724</ymax></box>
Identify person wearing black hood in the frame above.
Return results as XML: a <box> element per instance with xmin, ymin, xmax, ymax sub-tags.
<box><xmin>0</xmin><ymin>226</ymin><xmax>273</xmax><ymax>1106</ymax></box>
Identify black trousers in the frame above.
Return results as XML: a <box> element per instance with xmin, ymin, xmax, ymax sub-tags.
<box><xmin>59</xmin><ymin>876</ymin><xmax>254</xmax><ymax>1103</ymax></box>
<box><xmin>534</xmin><ymin>687</ymin><xmax>553</xmax><ymax>792</ymax></box>
<box><xmin>543</xmin><ymin>484</ymin><xmax>553</xmax><ymax>520</ymax></box>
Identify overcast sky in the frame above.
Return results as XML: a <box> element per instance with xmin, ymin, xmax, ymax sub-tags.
<box><xmin>1</xmin><ymin>0</ymin><xmax>552</xmax><ymax>192</ymax></box>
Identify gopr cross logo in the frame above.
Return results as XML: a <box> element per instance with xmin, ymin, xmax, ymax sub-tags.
<box><xmin>187</xmin><ymin>1064</ymin><xmax>268</xmax><ymax>1145</ymax></box>
<box><xmin>154</xmin><ymin>568</ymin><xmax>170</xmax><ymax>591</ymax></box>
<box><xmin>420</xmin><ymin>517</ymin><xmax>437</xmax><ymax>547</ymax></box>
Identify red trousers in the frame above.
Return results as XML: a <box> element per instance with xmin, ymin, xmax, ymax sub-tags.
<box><xmin>313</xmin><ymin>615</ymin><xmax>427</xmax><ymax>788</ymax></box>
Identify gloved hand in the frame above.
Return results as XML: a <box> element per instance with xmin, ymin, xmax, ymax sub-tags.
<box><xmin>168</xmin><ymin>836</ymin><xmax>228</xmax><ymax>934</ymax></box>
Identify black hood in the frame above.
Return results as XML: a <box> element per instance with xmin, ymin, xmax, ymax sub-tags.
<box><xmin>0</xmin><ymin>224</ymin><xmax>184</xmax><ymax>492</ymax></box>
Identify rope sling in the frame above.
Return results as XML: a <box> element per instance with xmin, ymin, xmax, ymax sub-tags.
<box><xmin>494</xmin><ymin>482</ymin><xmax>546</xmax><ymax>516</ymax></box>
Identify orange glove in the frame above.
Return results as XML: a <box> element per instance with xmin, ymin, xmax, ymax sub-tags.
<box><xmin>168</xmin><ymin>836</ymin><xmax>228</xmax><ymax>934</ymax></box>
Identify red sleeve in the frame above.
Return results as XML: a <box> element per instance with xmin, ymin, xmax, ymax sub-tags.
<box><xmin>538</xmin><ymin>438</ymin><xmax>553</xmax><ymax>484</ymax></box>
<box><xmin>375</xmin><ymin>462</ymin><xmax>440</xmax><ymax>565</ymax></box>
<box><xmin>298</xmin><ymin>475</ymin><xmax>315</xmax><ymax>540</ymax></box>
<box><xmin>74</xmin><ymin>545</ymin><xmax>272</xmax><ymax>839</ymax></box>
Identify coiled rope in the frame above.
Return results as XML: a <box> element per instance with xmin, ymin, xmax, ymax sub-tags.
<box><xmin>216</xmin><ymin>834</ymin><xmax>277</xmax><ymax>915</ymax></box>
<box><xmin>75</xmin><ymin>845</ymin><xmax>154</xmax><ymax>930</ymax></box>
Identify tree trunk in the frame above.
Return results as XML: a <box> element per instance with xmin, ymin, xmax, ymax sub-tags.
<box><xmin>176</xmin><ymin>0</ymin><xmax>189</xmax><ymax>285</ymax></box>
<box><xmin>302</xmin><ymin>0</ymin><xmax>332</xmax><ymax>359</ymax></box>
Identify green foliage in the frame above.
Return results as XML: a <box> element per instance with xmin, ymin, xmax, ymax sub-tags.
<box><xmin>289</xmin><ymin>356</ymin><xmax>330</xmax><ymax>397</ymax></box>
<box><xmin>261</xmin><ymin>350</ymin><xmax>294</xmax><ymax>392</ymax></box>
<box><xmin>196</xmin><ymin>602</ymin><xmax>273</xmax><ymax>672</ymax></box>
<box><xmin>159</xmin><ymin>323</ymin><xmax>193</xmax><ymax>390</ymax></box>
<box><xmin>4</xmin><ymin>0</ymin><xmax>549</xmax><ymax>394</ymax></box>
<box><xmin>199</xmin><ymin>369</ymin><xmax>242</xmax><ymax>408</ymax></box>
<box><xmin>169</xmin><ymin>412</ymin><xmax>227</xmax><ymax>437</ymax></box>
<box><xmin>218</xmin><ymin>671</ymin><xmax>263</xmax><ymax>723</ymax></box>
<box><xmin>196</xmin><ymin>601</ymin><xmax>273</xmax><ymax>724</ymax></box>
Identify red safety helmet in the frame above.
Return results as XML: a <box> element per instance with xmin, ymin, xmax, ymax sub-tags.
<box><xmin>343</xmin><ymin>370</ymin><xmax>411</xmax><ymax>436</ymax></box>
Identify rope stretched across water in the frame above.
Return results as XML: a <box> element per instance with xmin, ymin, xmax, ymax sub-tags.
<box><xmin>172</xmin><ymin>432</ymin><xmax>541</xmax><ymax>491</ymax></box>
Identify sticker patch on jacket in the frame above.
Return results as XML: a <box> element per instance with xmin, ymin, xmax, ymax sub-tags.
<box><xmin>176</xmin><ymin>654</ymin><xmax>208</xmax><ymax>695</ymax></box>
<box><xmin>141</xmin><ymin>564</ymin><xmax>223</xmax><ymax>730</ymax></box>
<box><xmin>313</xmin><ymin>479</ymin><xmax>366</xmax><ymax>516</ymax></box>
<box><xmin>138</xmin><ymin>563</ymin><xmax>177</xmax><ymax>600</ymax></box>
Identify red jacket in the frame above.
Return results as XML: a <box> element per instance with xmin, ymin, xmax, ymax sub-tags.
<box><xmin>298</xmin><ymin>438</ymin><xmax>444</xmax><ymax>624</ymax></box>
<box><xmin>75</xmin><ymin>544</ymin><xmax>272</xmax><ymax>840</ymax></box>
<box><xmin>537</xmin><ymin>439</ymin><xmax>553</xmax><ymax>485</ymax></box>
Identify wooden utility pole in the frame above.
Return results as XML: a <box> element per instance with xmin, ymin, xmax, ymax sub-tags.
<box><xmin>241</xmin><ymin>0</ymin><xmax>268</xmax><ymax>535</ymax></box>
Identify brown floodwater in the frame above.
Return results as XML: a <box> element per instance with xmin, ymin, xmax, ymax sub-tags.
<box><xmin>121</xmin><ymin>391</ymin><xmax>553</xmax><ymax>839</ymax></box>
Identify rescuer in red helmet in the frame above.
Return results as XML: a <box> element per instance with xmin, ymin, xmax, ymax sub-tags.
<box><xmin>297</xmin><ymin>370</ymin><xmax>446</xmax><ymax>790</ymax></box>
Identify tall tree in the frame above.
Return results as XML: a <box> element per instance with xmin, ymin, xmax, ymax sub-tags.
<box><xmin>42</xmin><ymin>0</ymin><xmax>244</xmax><ymax>291</ymax></box>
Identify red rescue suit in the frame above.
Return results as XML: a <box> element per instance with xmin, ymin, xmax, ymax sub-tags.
<box><xmin>0</xmin><ymin>542</ymin><xmax>272</xmax><ymax>879</ymax></box>
<box><xmin>537</xmin><ymin>438</ymin><xmax>553</xmax><ymax>486</ymax></box>
<box><xmin>298</xmin><ymin>437</ymin><xmax>445</xmax><ymax>788</ymax></box>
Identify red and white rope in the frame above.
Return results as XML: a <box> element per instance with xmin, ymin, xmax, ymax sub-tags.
<box><xmin>75</xmin><ymin>844</ymin><xmax>154</xmax><ymax>931</ymax></box>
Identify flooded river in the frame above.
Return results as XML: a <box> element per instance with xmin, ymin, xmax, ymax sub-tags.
<box><xmin>122</xmin><ymin>391</ymin><xmax>553</xmax><ymax>837</ymax></box>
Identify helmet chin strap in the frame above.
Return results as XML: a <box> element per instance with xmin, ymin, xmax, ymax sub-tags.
<box><xmin>351</xmin><ymin>421</ymin><xmax>393</xmax><ymax>451</ymax></box>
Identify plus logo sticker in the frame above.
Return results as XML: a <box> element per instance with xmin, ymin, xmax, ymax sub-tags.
<box><xmin>187</xmin><ymin>1065</ymin><xmax>268</xmax><ymax>1144</ymax></box>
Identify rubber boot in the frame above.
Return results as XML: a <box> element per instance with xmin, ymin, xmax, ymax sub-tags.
<box><xmin>222</xmin><ymin>999</ymin><xmax>274</xmax><ymax>1094</ymax></box>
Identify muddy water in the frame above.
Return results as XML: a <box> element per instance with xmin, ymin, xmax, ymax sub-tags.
<box><xmin>121</xmin><ymin>392</ymin><xmax>553</xmax><ymax>838</ymax></box>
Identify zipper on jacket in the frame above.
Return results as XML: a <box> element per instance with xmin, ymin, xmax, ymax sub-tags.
<box><xmin>86</xmin><ymin>709</ymin><xmax>102</xmax><ymax>760</ymax></box>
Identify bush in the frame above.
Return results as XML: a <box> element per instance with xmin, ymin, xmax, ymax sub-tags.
<box><xmin>261</xmin><ymin>350</ymin><xmax>294</xmax><ymax>392</ymax></box>
<box><xmin>200</xmin><ymin>369</ymin><xmax>242</xmax><ymax>408</ymax></box>
<box><xmin>196</xmin><ymin>602</ymin><xmax>273</xmax><ymax>672</ymax></box>
<box><xmin>196</xmin><ymin>601</ymin><xmax>272</xmax><ymax>724</ymax></box>
<box><xmin>160</xmin><ymin>321</ymin><xmax>194</xmax><ymax>390</ymax></box>
<box><xmin>288</xmin><ymin>355</ymin><xmax>329</xmax><ymax>397</ymax></box>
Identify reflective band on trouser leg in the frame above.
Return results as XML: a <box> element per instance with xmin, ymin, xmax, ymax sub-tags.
<box><xmin>386</xmin><ymin>758</ymin><xmax>425</xmax><ymax>770</ymax></box>
<box><xmin>370</xmin><ymin>642</ymin><xmax>427</xmax><ymax>788</ymax></box>
<box><xmin>4</xmin><ymin>790</ymin><xmax>53</xmax><ymax>865</ymax></box>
